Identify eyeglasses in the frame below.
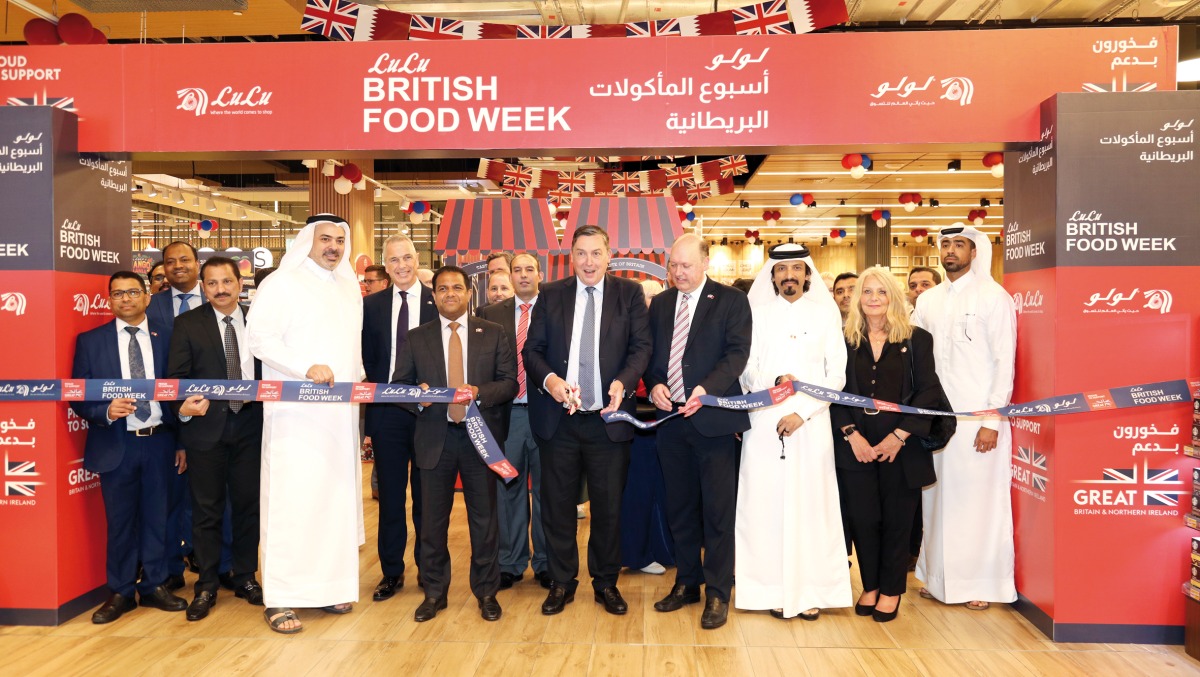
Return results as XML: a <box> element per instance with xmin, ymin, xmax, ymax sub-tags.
<box><xmin>110</xmin><ymin>289</ymin><xmax>145</xmax><ymax>300</ymax></box>
<box><xmin>364</xmin><ymin>278</ymin><xmax>388</xmax><ymax>285</ymax></box>
<box><xmin>150</xmin><ymin>274</ymin><xmax>166</xmax><ymax>282</ymax></box>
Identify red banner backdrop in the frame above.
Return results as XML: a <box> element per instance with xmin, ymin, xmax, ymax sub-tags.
<box><xmin>0</xmin><ymin>27</ymin><xmax>1177</xmax><ymax>154</ymax></box>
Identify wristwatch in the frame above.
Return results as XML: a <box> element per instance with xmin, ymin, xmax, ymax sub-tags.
<box><xmin>842</xmin><ymin>425</ymin><xmax>858</xmax><ymax>441</ymax></box>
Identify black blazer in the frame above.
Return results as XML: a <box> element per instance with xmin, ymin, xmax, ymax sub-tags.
<box><xmin>830</xmin><ymin>327</ymin><xmax>940</xmax><ymax>489</ymax></box>
<box><xmin>523</xmin><ymin>274</ymin><xmax>651</xmax><ymax>443</ymax></box>
<box><xmin>71</xmin><ymin>318</ymin><xmax>177</xmax><ymax>474</ymax></box>
<box><xmin>644</xmin><ymin>278</ymin><xmax>752</xmax><ymax>437</ymax></box>
<box><xmin>165</xmin><ymin>304</ymin><xmax>263</xmax><ymax>451</ymax></box>
<box><xmin>393</xmin><ymin>315</ymin><xmax>517</xmax><ymax>469</ymax></box>
<box><xmin>362</xmin><ymin>284</ymin><xmax>438</xmax><ymax>436</ymax></box>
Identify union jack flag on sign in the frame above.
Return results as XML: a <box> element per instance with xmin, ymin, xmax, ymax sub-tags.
<box><xmin>409</xmin><ymin>15</ymin><xmax>464</xmax><ymax>40</ymax></box>
<box><xmin>625</xmin><ymin>19</ymin><xmax>682</xmax><ymax>38</ymax></box>
<box><xmin>4</xmin><ymin>454</ymin><xmax>41</xmax><ymax>497</ymax></box>
<box><xmin>1076</xmin><ymin>461</ymin><xmax>1184</xmax><ymax>507</ymax></box>
<box><xmin>6</xmin><ymin>91</ymin><xmax>76</xmax><ymax>112</ymax></box>
<box><xmin>1082</xmin><ymin>73</ymin><xmax>1157</xmax><ymax>93</ymax></box>
<box><xmin>516</xmin><ymin>24</ymin><xmax>572</xmax><ymax>39</ymax></box>
<box><xmin>302</xmin><ymin>0</ymin><xmax>360</xmax><ymax>41</ymax></box>
<box><xmin>732</xmin><ymin>0</ymin><xmax>795</xmax><ymax>35</ymax></box>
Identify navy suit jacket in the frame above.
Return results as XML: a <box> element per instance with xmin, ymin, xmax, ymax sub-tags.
<box><xmin>166</xmin><ymin>304</ymin><xmax>263</xmax><ymax>451</ymax></box>
<box><xmin>523</xmin><ymin>274</ymin><xmax>651</xmax><ymax>443</ymax></box>
<box><xmin>645</xmin><ymin>278</ymin><xmax>752</xmax><ymax>438</ymax></box>
<box><xmin>362</xmin><ymin>284</ymin><xmax>437</xmax><ymax>437</ymax></box>
<box><xmin>71</xmin><ymin>318</ymin><xmax>177</xmax><ymax>474</ymax></box>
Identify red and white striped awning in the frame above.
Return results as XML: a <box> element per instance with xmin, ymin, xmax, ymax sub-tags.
<box><xmin>436</xmin><ymin>199</ymin><xmax>560</xmax><ymax>255</ymax></box>
<box><xmin>561</xmin><ymin>196</ymin><xmax>682</xmax><ymax>254</ymax></box>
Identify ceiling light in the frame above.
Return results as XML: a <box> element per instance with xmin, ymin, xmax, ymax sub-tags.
<box><xmin>838</xmin><ymin>199</ymin><xmax>846</xmax><ymax>206</ymax></box>
<box><xmin>947</xmin><ymin>160</ymin><xmax>961</xmax><ymax>172</ymax></box>
<box><xmin>929</xmin><ymin>198</ymin><xmax>940</xmax><ymax>207</ymax></box>
<box><xmin>301</xmin><ymin>159</ymin><xmax>319</xmax><ymax>169</ymax></box>
<box><xmin>1180</xmin><ymin>57</ymin><xmax>1200</xmax><ymax>83</ymax></box>
<box><xmin>239</xmin><ymin>208</ymin><xmax>248</xmax><ymax>220</ymax></box>
<box><xmin>207</xmin><ymin>199</ymin><xmax>217</xmax><ymax>213</ymax></box>
<box><xmin>191</xmin><ymin>195</ymin><xmax>200</xmax><ymax>208</ymax></box>
<box><xmin>980</xmin><ymin>198</ymin><xmax>991</xmax><ymax>207</ymax></box>
<box><xmin>739</xmin><ymin>200</ymin><xmax>749</xmax><ymax>209</ymax></box>
<box><xmin>322</xmin><ymin>160</ymin><xmax>337</xmax><ymax>177</ymax></box>
<box><xmin>174</xmin><ymin>191</ymin><xmax>185</xmax><ymax>204</ymax></box>
<box><xmin>144</xmin><ymin>184</ymin><xmax>159</xmax><ymax>198</ymax></box>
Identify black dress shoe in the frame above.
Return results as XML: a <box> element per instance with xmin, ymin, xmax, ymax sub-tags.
<box><xmin>700</xmin><ymin>596</ymin><xmax>729</xmax><ymax>630</ymax></box>
<box><xmin>872</xmin><ymin>597</ymin><xmax>901</xmax><ymax>623</ymax></box>
<box><xmin>413</xmin><ymin>597</ymin><xmax>447</xmax><ymax>622</ymax></box>
<box><xmin>855</xmin><ymin>602</ymin><xmax>876</xmax><ymax>616</ymax></box>
<box><xmin>654</xmin><ymin>584</ymin><xmax>701</xmax><ymax>612</ymax></box>
<box><xmin>541</xmin><ymin>584</ymin><xmax>575</xmax><ymax>615</ymax></box>
<box><xmin>140</xmin><ymin>585</ymin><xmax>187</xmax><ymax>612</ymax></box>
<box><xmin>184</xmin><ymin>552</ymin><xmax>199</xmax><ymax>574</ymax></box>
<box><xmin>478</xmin><ymin>596</ymin><xmax>502</xmax><ymax>621</ymax></box>
<box><xmin>798</xmin><ymin>609</ymin><xmax>820</xmax><ymax>621</ymax></box>
<box><xmin>498</xmin><ymin>572</ymin><xmax>522</xmax><ymax>590</ymax></box>
<box><xmin>373</xmin><ymin>575</ymin><xmax>403</xmax><ymax>601</ymax></box>
<box><xmin>534</xmin><ymin>571</ymin><xmax>552</xmax><ymax>589</ymax></box>
<box><xmin>91</xmin><ymin>593</ymin><xmax>136</xmax><ymax>624</ymax></box>
<box><xmin>234</xmin><ymin>579</ymin><xmax>264</xmax><ymax>606</ymax></box>
<box><xmin>186</xmin><ymin>591</ymin><xmax>217</xmax><ymax>621</ymax></box>
<box><xmin>769</xmin><ymin>609</ymin><xmax>787</xmax><ymax>620</ymax></box>
<box><xmin>218</xmin><ymin>571</ymin><xmax>236</xmax><ymax>591</ymax></box>
<box><xmin>594</xmin><ymin>587</ymin><xmax>627</xmax><ymax>615</ymax></box>
<box><xmin>164</xmin><ymin>574</ymin><xmax>185</xmax><ymax>592</ymax></box>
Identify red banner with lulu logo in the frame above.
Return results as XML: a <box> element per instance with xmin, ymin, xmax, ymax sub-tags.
<box><xmin>0</xmin><ymin>26</ymin><xmax>1178</xmax><ymax>154</ymax></box>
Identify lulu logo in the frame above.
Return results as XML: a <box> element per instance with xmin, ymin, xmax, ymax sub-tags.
<box><xmin>72</xmin><ymin>293</ymin><xmax>111</xmax><ymax>316</ymax></box>
<box><xmin>1012</xmin><ymin>290</ymin><xmax>1044</xmax><ymax>315</ymax></box>
<box><xmin>869</xmin><ymin>75</ymin><xmax>975</xmax><ymax>106</ymax></box>
<box><xmin>0</xmin><ymin>292</ymin><xmax>27</xmax><ymax>316</ymax></box>
<box><xmin>1083</xmin><ymin>288</ymin><xmax>1172</xmax><ymax>315</ymax></box>
<box><xmin>176</xmin><ymin>86</ymin><xmax>273</xmax><ymax>117</ymax></box>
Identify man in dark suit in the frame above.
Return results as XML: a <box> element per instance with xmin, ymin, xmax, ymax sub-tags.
<box><xmin>361</xmin><ymin>235</ymin><xmax>438</xmax><ymax>601</ymax></box>
<box><xmin>644</xmin><ymin>234</ymin><xmax>752</xmax><ymax>630</ymax></box>
<box><xmin>166</xmin><ymin>257</ymin><xmax>265</xmax><ymax>621</ymax></box>
<box><xmin>524</xmin><ymin>225</ymin><xmax>652</xmax><ymax>616</ymax></box>
<box><xmin>394</xmin><ymin>265</ymin><xmax>517</xmax><ymax>623</ymax></box>
<box><xmin>479</xmin><ymin>252</ymin><xmax>549</xmax><ymax>590</ymax></box>
<box><xmin>147</xmin><ymin>240</ymin><xmax>204</xmax><ymax>590</ymax></box>
<box><xmin>71</xmin><ymin>271</ymin><xmax>187</xmax><ymax>624</ymax></box>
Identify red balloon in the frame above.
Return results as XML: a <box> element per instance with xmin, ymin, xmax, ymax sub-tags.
<box><xmin>968</xmin><ymin>210</ymin><xmax>979</xmax><ymax>221</ymax></box>
<box><xmin>898</xmin><ymin>193</ymin><xmax>912</xmax><ymax>204</ymax></box>
<box><xmin>772</xmin><ymin>210</ymin><xmax>782</xmax><ymax>220</ymax></box>
<box><xmin>982</xmin><ymin>152</ymin><xmax>1004</xmax><ymax>167</ymax></box>
<box><xmin>341</xmin><ymin>163</ymin><xmax>363</xmax><ymax>183</ymax></box>
<box><xmin>803</xmin><ymin>193</ymin><xmax>814</xmax><ymax>206</ymax></box>
<box><xmin>23</xmin><ymin>18</ymin><xmax>60</xmax><ymax>45</ymax></box>
<box><xmin>871</xmin><ymin>209</ymin><xmax>883</xmax><ymax>221</ymax></box>
<box><xmin>57</xmin><ymin>13</ymin><xmax>94</xmax><ymax>45</ymax></box>
<box><xmin>844</xmin><ymin>153</ymin><xmax>863</xmax><ymax>169</ymax></box>
<box><xmin>977</xmin><ymin>209</ymin><xmax>987</xmax><ymax>219</ymax></box>
<box><xmin>830</xmin><ymin>229</ymin><xmax>840</xmax><ymax>238</ymax></box>
<box><xmin>762</xmin><ymin>211</ymin><xmax>772</xmax><ymax>221</ymax></box>
<box><xmin>90</xmin><ymin>28</ymin><xmax>108</xmax><ymax>44</ymax></box>
<box><xmin>911</xmin><ymin>193</ymin><xmax>921</xmax><ymax>203</ymax></box>
<box><xmin>678</xmin><ymin>210</ymin><xmax>688</xmax><ymax>221</ymax></box>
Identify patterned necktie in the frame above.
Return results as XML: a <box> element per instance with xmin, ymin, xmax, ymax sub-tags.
<box><xmin>395</xmin><ymin>289</ymin><xmax>410</xmax><ymax>355</ymax></box>
<box><xmin>667</xmin><ymin>293</ymin><xmax>691</xmax><ymax>403</ymax></box>
<box><xmin>447</xmin><ymin>321</ymin><xmax>466</xmax><ymax>423</ymax></box>
<box><xmin>177</xmin><ymin>293</ymin><xmax>193</xmax><ymax>315</ymax></box>
<box><xmin>517</xmin><ymin>303</ymin><xmax>531</xmax><ymax>399</ymax></box>
<box><xmin>579</xmin><ymin>286</ymin><xmax>597</xmax><ymax>410</ymax></box>
<box><xmin>125</xmin><ymin>326</ymin><xmax>151</xmax><ymax>422</ymax></box>
<box><xmin>223</xmin><ymin>315</ymin><xmax>243</xmax><ymax>414</ymax></box>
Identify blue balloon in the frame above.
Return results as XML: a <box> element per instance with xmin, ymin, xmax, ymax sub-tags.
<box><xmin>838</xmin><ymin>229</ymin><xmax>846</xmax><ymax>238</ymax></box>
<box><xmin>789</xmin><ymin>193</ymin><xmax>803</xmax><ymax>206</ymax></box>
<box><xmin>200</xmin><ymin>220</ymin><xmax>213</xmax><ymax>231</ymax></box>
<box><xmin>861</xmin><ymin>154</ymin><xmax>873</xmax><ymax>170</ymax></box>
<box><xmin>881</xmin><ymin>209</ymin><xmax>892</xmax><ymax>220</ymax></box>
<box><xmin>685</xmin><ymin>211</ymin><xmax>696</xmax><ymax>221</ymax></box>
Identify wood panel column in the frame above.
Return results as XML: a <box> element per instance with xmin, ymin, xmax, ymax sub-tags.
<box><xmin>309</xmin><ymin>157</ymin><xmax>375</xmax><ymax>267</ymax></box>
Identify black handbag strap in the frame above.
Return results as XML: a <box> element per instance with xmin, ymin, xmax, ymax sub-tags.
<box><xmin>902</xmin><ymin>337</ymin><xmax>917</xmax><ymax>406</ymax></box>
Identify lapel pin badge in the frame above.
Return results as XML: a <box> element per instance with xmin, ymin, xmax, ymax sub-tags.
<box><xmin>706</xmin><ymin>294</ymin><xmax>715</xmax><ymax>300</ymax></box>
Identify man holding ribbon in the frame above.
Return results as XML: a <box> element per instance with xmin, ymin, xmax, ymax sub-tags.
<box><xmin>246</xmin><ymin>214</ymin><xmax>365</xmax><ymax>634</ymax></box>
<box><xmin>645</xmin><ymin>234</ymin><xmax>751</xmax><ymax>630</ymax></box>
<box><xmin>394</xmin><ymin>265</ymin><xmax>517</xmax><ymax>623</ymax></box>
<box><xmin>736</xmin><ymin>243</ymin><xmax>851</xmax><ymax>622</ymax></box>
<box><xmin>524</xmin><ymin>224</ymin><xmax>652</xmax><ymax>616</ymax></box>
<box><xmin>911</xmin><ymin>225</ymin><xmax>1017</xmax><ymax>611</ymax></box>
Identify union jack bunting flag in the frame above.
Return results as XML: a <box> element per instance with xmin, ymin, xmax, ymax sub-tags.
<box><xmin>719</xmin><ymin>154</ymin><xmax>749</xmax><ymax>178</ymax></box>
<box><xmin>664</xmin><ymin>166</ymin><xmax>694</xmax><ymax>188</ymax></box>
<box><xmin>516</xmin><ymin>24</ymin><xmax>572</xmax><ymax>39</ymax></box>
<box><xmin>625</xmin><ymin>19</ymin><xmax>682</xmax><ymax>38</ymax></box>
<box><xmin>610</xmin><ymin>172</ymin><xmax>642</xmax><ymax>193</ymax></box>
<box><xmin>686</xmin><ymin>182</ymin><xmax>714</xmax><ymax>201</ymax></box>
<box><xmin>302</xmin><ymin>0</ymin><xmax>360</xmax><ymax>41</ymax></box>
<box><xmin>558</xmin><ymin>171</ymin><xmax>588</xmax><ymax>193</ymax></box>
<box><xmin>409</xmin><ymin>15</ymin><xmax>464</xmax><ymax>40</ymax></box>
<box><xmin>501</xmin><ymin>163</ymin><xmax>532</xmax><ymax>186</ymax></box>
<box><xmin>732</xmin><ymin>0</ymin><xmax>795</xmax><ymax>35</ymax></box>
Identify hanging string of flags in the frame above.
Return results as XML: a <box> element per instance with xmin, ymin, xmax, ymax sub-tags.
<box><xmin>301</xmin><ymin>0</ymin><xmax>848</xmax><ymax>43</ymax></box>
<box><xmin>475</xmin><ymin>155</ymin><xmax>751</xmax><ymax>203</ymax></box>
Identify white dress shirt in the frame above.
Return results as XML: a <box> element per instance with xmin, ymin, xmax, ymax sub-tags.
<box><xmin>114</xmin><ymin>316</ymin><xmax>163</xmax><ymax>429</ymax></box>
<box><xmin>389</xmin><ymin>281</ymin><xmax>424</xmax><ymax>378</ymax></box>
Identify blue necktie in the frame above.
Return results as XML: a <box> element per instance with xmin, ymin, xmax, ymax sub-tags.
<box><xmin>579</xmin><ymin>286</ymin><xmax>597</xmax><ymax>410</ymax></box>
<box><xmin>177</xmin><ymin>292</ymin><xmax>194</xmax><ymax>315</ymax></box>
<box><xmin>125</xmin><ymin>326</ymin><xmax>151</xmax><ymax>422</ymax></box>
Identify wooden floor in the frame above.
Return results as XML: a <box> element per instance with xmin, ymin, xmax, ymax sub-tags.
<box><xmin>4</xmin><ymin>470</ymin><xmax>1198</xmax><ymax>677</ymax></box>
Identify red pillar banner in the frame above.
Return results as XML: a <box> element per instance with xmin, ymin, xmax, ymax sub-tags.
<box><xmin>0</xmin><ymin>108</ymin><xmax>132</xmax><ymax>624</ymax></box>
<box><xmin>1004</xmin><ymin>91</ymin><xmax>1200</xmax><ymax>643</ymax></box>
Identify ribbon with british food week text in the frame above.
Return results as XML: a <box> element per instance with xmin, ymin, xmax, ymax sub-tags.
<box><xmin>600</xmin><ymin>377</ymin><xmax>1200</xmax><ymax>430</ymax></box>
<box><xmin>0</xmin><ymin>379</ymin><xmax>517</xmax><ymax>481</ymax></box>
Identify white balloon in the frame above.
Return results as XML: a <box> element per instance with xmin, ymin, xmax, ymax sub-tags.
<box><xmin>410</xmin><ymin>211</ymin><xmax>425</xmax><ymax>224</ymax></box>
<box><xmin>850</xmin><ymin>165</ymin><xmax>867</xmax><ymax>179</ymax></box>
<box><xmin>681</xmin><ymin>203</ymin><xmax>693</xmax><ymax>214</ymax></box>
<box><xmin>766</xmin><ymin>218</ymin><xmax>777</xmax><ymax>227</ymax></box>
<box><xmin>796</xmin><ymin>202</ymin><xmax>808</xmax><ymax>212</ymax></box>
<box><xmin>904</xmin><ymin>203</ymin><xmax>917</xmax><ymax>213</ymax></box>
<box><xmin>973</xmin><ymin>216</ymin><xmax>985</xmax><ymax>226</ymax></box>
<box><xmin>559</xmin><ymin>218</ymin><xmax>568</xmax><ymax>228</ymax></box>
<box><xmin>876</xmin><ymin>218</ymin><xmax>887</xmax><ymax>228</ymax></box>
<box><xmin>198</xmin><ymin>229</ymin><xmax>212</xmax><ymax>239</ymax></box>
<box><xmin>334</xmin><ymin>176</ymin><xmax>353</xmax><ymax>194</ymax></box>
<box><xmin>991</xmin><ymin>163</ymin><xmax>1005</xmax><ymax>178</ymax></box>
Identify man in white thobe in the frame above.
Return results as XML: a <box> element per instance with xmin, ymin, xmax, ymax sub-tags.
<box><xmin>912</xmin><ymin>224</ymin><xmax>1017</xmax><ymax>610</ymax></box>
<box><xmin>246</xmin><ymin>214</ymin><xmax>365</xmax><ymax>633</ymax></box>
<box><xmin>736</xmin><ymin>244</ymin><xmax>851</xmax><ymax>620</ymax></box>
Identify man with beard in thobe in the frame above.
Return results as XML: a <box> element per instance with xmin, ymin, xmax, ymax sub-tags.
<box><xmin>911</xmin><ymin>225</ymin><xmax>1017</xmax><ymax>611</ymax></box>
<box><xmin>736</xmin><ymin>244</ymin><xmax>851</xmax><ymax>621</ymax></box>
<box><xmin>246</xmin><ymin>214</ymin><xmax>365</xmax><ymax>634</ymax></box>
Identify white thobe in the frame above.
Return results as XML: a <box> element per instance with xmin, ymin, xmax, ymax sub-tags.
<box><xmin>912</xmin><ymin>273</ymin><xmax>1017</xmax><ymax>604</ymax></box>
<box><xmin>246</xmin><ymin>258</ymin><xmax>366</xmax><ymax>608</ymax></box>
<box><xmin>735</xmin><ymin>294</ymin><xmax>851</xmax><ymax>616</ymax></box>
